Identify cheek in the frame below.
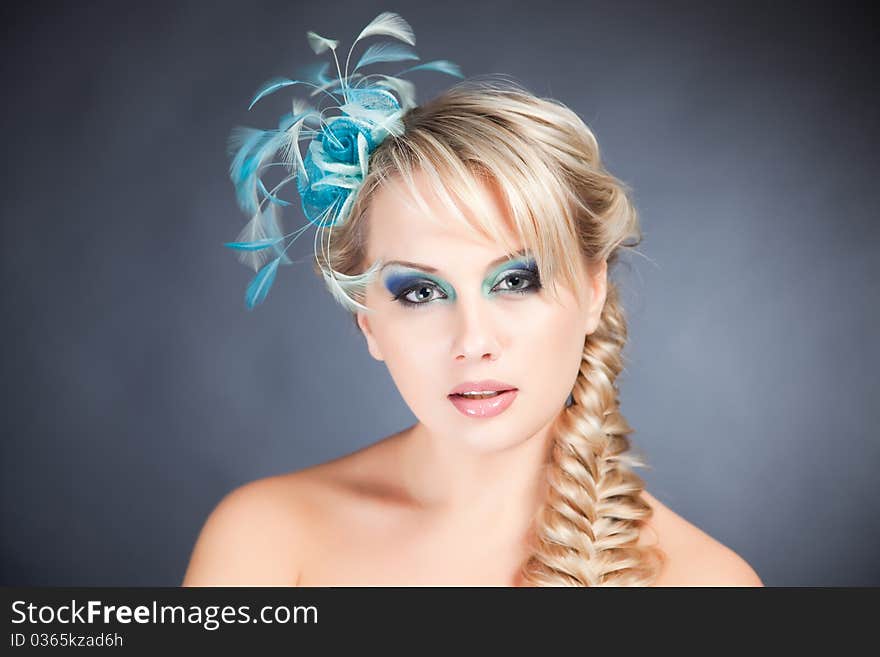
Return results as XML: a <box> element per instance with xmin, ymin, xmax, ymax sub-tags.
<box><xmin>369</xmin><ymin>313</ymin><xmax>451</xmax><ymax>402</ymax></box>
<box><xmin>516</xmin><ymin>299</ymin><xmax>585</xmax><ymax>354</ymax></box>
<box><xmin>512</xmin><ymin>304</ymin><xmax>586</xmax><ymax>409</ymax></box>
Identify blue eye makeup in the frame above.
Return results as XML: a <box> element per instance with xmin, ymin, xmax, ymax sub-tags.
<box><xmin>482</xmin><ymin>257</ymin><xmax>541</xmax><ymax>297</ymax></box>
<box><xmin>381</xmin><ymin>256</ymin><xmax>542</xmax><ymax>309</ymax></box>
<box><xmin>383</xmin><ymin>268</ymin><xmax>456</xmax><ymax>308</ymax></box>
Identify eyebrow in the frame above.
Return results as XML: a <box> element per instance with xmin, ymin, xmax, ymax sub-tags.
<box><xmin>380</xmin><ymin>249</ymin><xmax>532</xmax><ymax>276</ymax></box>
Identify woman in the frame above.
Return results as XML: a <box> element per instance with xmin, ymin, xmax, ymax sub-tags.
<box><xmin>184</xmin><ymin>13</ymin><xmax>763</xmax><ymax>587</ymax></box>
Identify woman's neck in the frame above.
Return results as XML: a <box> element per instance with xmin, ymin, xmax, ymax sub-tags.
<box><xmin>397</xmin><ymin>420</ymin><xmax>555</xmax><ymax>530</ymax></box>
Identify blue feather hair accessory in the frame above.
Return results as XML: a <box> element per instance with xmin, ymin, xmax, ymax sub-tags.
<box><xmin>224</xmin><ymin>11</ymin><xmax>464</xmax><ymax>310</ymax></box>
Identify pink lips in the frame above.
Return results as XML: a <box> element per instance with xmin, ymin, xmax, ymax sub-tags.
<box><xmin>449</xmin><ymin>389</ymin><xmax>518</xmax><ymax>417</ymax></box>
<box><xmin>447</xmin><ymin>379</ymin><xmax>518</xmax><ymax>418</ymax></box>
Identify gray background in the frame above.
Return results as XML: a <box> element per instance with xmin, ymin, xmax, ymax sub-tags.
<box><xmin>2</xmin><ymin>0</ymin><xmax>877</xmax><ymax>586</ymax></box>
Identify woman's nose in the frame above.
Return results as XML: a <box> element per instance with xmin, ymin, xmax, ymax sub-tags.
<box><xmin>450</xmin><ymin>292</ymin><xmax>502</xmax><ymax>362</ymax></box>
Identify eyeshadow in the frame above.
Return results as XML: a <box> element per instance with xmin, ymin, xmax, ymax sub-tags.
<box><xmin>482</xmin><ymin>256</ymin><xmax>539</xmax><ymax>289</ymax></box>
<box><xmin>500</xmin><ymin>256</ymin><xmax>537</xmax><ymax>272</ymax></box>
<box><xmin>382</xmin><ymin>266</ymin><xmax>456</xmax><ymax>300</ymax></box>
<box><xmin>380</xmin><ymin>254</ymin><xmax>539</xmax><ymax>304</ymax></box>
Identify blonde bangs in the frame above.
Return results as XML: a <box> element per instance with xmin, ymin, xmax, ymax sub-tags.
<box><xmin>374</xmin><ymin>110</ymin><xmax>586</xmax><ymax>303</ymax></box>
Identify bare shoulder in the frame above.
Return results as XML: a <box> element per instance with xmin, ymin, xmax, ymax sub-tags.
<box><xmin>640</xmin><ymin>490</ymin><xmax>764</xmax><ymax>587</ymax></box>
<box><xmin>182</xmin><ymin>437</ymin><xmax>399</xmax><ymax>587</ymax></box>
<box><xmin>182</xmin><ymin>472</ymin><xmax>316</xmax><ymax>586</ymax></box>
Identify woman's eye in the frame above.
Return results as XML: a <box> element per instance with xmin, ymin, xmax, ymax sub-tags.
<box><xmin>492</xmin><ymin>271</ymin><xmax>540</xmax><ymax>294</ymax></box>
<box><xmin>396</xmin><ymin>283</ymin><xmax>446</xmax><ymax>306</ymax></box>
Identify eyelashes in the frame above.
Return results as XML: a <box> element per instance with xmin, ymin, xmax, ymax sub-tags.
<box><xmin>392</xmin><ymin>281</ymin><xmax>447</xmax><ymax>307</ymax></box>
<box><xmin>389</xmin><ymin>266</ymin><xmax>542</xmax><ymax>309</ymax></box>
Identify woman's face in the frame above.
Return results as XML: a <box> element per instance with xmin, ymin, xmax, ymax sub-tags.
<box><xmin>357</xmin><ymin>169</ymin><xmax>607</xmax><ymax>453</ymax></box>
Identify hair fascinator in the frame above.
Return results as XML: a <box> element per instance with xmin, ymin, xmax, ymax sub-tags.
<box><xmin>224</xmin><ymin>11</ymin><xmax>464</xmax><ymax>311</ymax></box>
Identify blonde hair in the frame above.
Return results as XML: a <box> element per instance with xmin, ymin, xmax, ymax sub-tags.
<box><xmin>314</xmin><ymin>77</ymin><xmax>667</xmax><ymax>586</ymax></box>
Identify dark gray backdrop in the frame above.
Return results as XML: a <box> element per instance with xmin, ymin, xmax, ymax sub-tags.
<box><xmin>2</xmin><ymin>0</ymin><xmax>877</xmax><ymax>586</ymax></box>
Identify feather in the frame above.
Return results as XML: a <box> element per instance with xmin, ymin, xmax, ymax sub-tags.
<box><xmin>397</xmin><ymin>59</ymin><xmax>464</xmax><ymax>78</ymax></box>
<box><xmin>300</xmin><ymin>62</ymin><xmax>345</xmax><ymax>99</ymax></box>
<box><xmin>245</xmin><ymin>256</ymin><xmax>282</xmax><ymax>309</ymax></box>
<box><xmin>224</xmin><ymin>237</ymin><xmax>286</xmax><ymax>250</ymax></box>
<box><xmin>263</xmin><ymin>200</ymin><xmax>294</xmax><ymax>266</ymax></box>
<box><xmin>276</xmin><ymin>101</ymin><xmax>318</xmax><ymax>134</ymax></box>
<box><xmin>320</xmin><ymin>259</ymin><xmax>384</xmax><ymax>313</ymax></box>
<box><xmin>369</xmin><ymin>108</ymin><xmax>406</xmax><ymax>139</ymax></box>
<box><xmin>344</xmin><ymin>12</ymin><xmax>416</xmax><ymax>81</ymax></box>
<box><xmin>232</xmin><ymin>130</ymin><xmax>289</xmax><ymax>215</ymax></box>
<box><xmin>248</xmin><ymin>77</ymin><xmax>301</xmax><ymax>111</ymax></box>
<box><xmin>354</xmin><ymin>42</ymin><xmax>419</xmax><ymax>72</ymax></box>
<box><xmin>258</xmin><ymin>178</ymin><xmax>291</xmax><ymax>206</ymax></box>
<box><xmin>354</xmin><ymin>12</ymin><xmax>415</xmax><ymax>47</ymax></box>
<box><xmin>322</xmin><ymin>270</ymin><xmax>369</xmax><ymax>313</ymax></box>
<box><xmin>228</xmin><ymin>127</ymin><xmax>274</xmax><ymax>214</ymax></box>
<box><xmin>306</xmin><ymin>31</ymin><xmax>338</xmax><ymax>54</ymax></box>
<box><xmin>227</xmin><ymin>127</ymin><xmax>290</xmax><ymax>214</ymax></box>
<box><xmin>226</xmin><ymin>125</ymin><xmax>261</xmax><ymax>160</ymax></box>
<box><xmin>229</xmin><ymin>203</ymin><xmax>291</xmax><ymax>271</ymax></box>
<box><xmin>277</xmin><ymin>98</ymin><xmax>321</xmax><ymax>178</ymax></box>
<box><xmin>302</xmin><ymin>61</ymin><xmax>332</xmax><ymax>85</ymax></box>
<box><xmin>229</xmin><ymin>212</ymin><xmax>272</xmax><ymax>272</ymax></box>
<box><xmin>291</xmin><ymin>97</ymin><xmax>313</xmax><ymax>118</ymax></box>
<box><xmin>345</xmin><ymin>11</ymin><xmax>416</xmax><ymax>88</ymax></box>
<box><xmin>279</xmin><ymin>116</ymin><xmax>309</xmax><ymax>180</ymax></box>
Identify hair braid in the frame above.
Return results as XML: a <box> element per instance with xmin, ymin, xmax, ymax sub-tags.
<box><xmin>519</xmin><ymin>283</ymin><xmax>667</xmax><ymax>586</ymax></box>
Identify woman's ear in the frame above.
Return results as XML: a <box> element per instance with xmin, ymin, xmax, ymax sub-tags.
<box><xmin>583</xmin><ymin>258</ymin><xmax>608</xmax><ymax>336</ymax></box>
<box><xmin>356</xmin><ymin>312</ymin><xmax>385</xmax><ymax>362</ymax></box>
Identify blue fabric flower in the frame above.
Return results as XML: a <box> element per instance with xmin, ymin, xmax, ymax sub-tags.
<box><xmin>321</xmin><ymin>117</ymin><xmax>376</xmax><ymax>164</ymax></box>
<box><xmin>297</xmin><ymin>117</ymin><xmax>378</xmax><ymax>226</ymax></box>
